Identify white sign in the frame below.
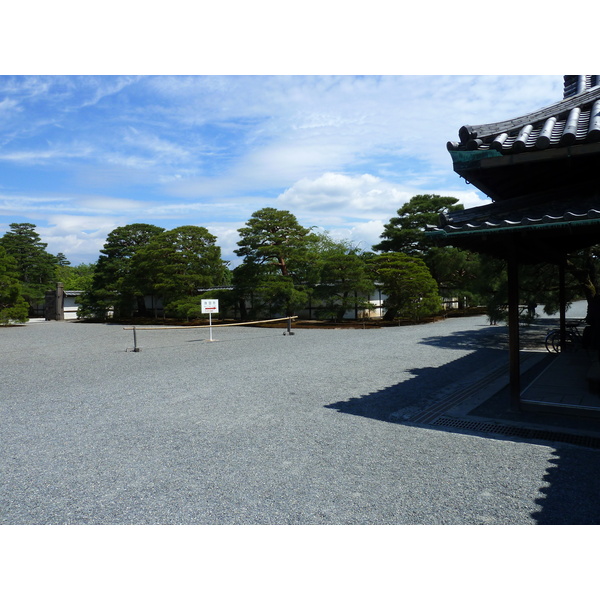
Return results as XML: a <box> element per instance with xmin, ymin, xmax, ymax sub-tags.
<box><xmin>201</xmin><ymin>299</ymin><xmax>219</xmax><ymax>314</ymax></box>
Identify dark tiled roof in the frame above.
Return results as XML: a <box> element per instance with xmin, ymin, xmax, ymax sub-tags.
<box><xmin>429</xmin><ymin>197</ymin><xmax>600</xmax><ymax>235</ymax></box>
<box><xmin>564</xmin><ymin>75</ymin><xmax>600</xmax><ymax>99</ymax></box>
<box><xmin>447</xmin><ymin>77</ymin><xmax>600</xmax><ymax>154</ymax></box>
<box><xmin>428</xmin><ymin>76</ymin><xmax>600</xmax><ymax>260</ymax></box>
<box><xmin>426</xmin><ymin>195</ymin><xmax>600</xmax><ymax>261</ymax></box>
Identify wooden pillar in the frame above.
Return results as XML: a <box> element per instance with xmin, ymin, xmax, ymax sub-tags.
<box><xmin>44</xmin><ymin>282</ymin><xmax>64</xmax><ymax>321</ymax></box>
<box><xmin>507</xmin><ymin>249</ymin><xmax>521</xmax><ymax>411</ymax></box>
<box><xmin>559</xmin><ymin>259</ymin><xmax>567</xmax><ymax>349</ymax></box>
<box><xmin>56</xmin><ymin>282</ymin><xmax>65</xmax><ymax>321</ymax></box>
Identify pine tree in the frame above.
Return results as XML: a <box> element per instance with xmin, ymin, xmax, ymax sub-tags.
<box><xmin>234</xmin><ymin>207</ymin><xmax>319</xmax><ymax>316</ymax></box>
<box><xmin>0</xmin><ymin>223</ymin><xmax>58</xmax><ymax>311</ymax></box>
<box><xmin>0</xmin><ymin>245</ymin><xmax>29</xmax><ymax>325</ymax></box>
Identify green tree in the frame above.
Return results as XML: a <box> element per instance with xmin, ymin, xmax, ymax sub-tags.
<box><xmin>231</xmin><ymin>261</ymin><xmax>264</xmax><ymax>320</ymax></box>
<box><xmin>374</xmin><ymin>195</ymin><xmax>495</xmax><ymax>313</ymax></box>
<box><xmin>132</xmin><ymin>225</ymin><xmax>229</xmax><ymax>318</ymax></box>
<box><xmin>235</xmin><ymin>207</ymin><xmax>318</xmax><ymax>276</ymax></box>
<box><xmin>252</xmin><ymin>276</ymin><xmax>310</xmax><ymax>318</ymax></box>
<box><xmin>234</xmin><ymin>207</ymin><xmax>319</xmax><ymax>316</ymax></box>
<box><xmin>311</xmin><ymin>233</ymin><xmax>374</xmax><ymax>321</ymax></box>
<box><xmin>55</xmin><ymin>262</ymin><xmax>96</xmax><ymax>291</ymax></box>
<box><xmin>80</xmin><ymin>223</ymin><xmax>165</xmax><ymax>319</ymax></box>
<box><xmin>56</xmin><ymin>252</ymin><xmax>71</xmax><ymax>267</ymax></box>
<box><xmin>373</xmin><ymin>194</ymin><xmax>600</xmax><ymax>322</ymax></box>
<box><xmin>0</xmin><ymin>223</ymin><xmax>58</xmax><ymax>312</ymax></box>
<box><xmin>467</xmin><ymin>255</ymin><xmax>508</xmax><ymax>324</ymax></box>
<box><xmin>369</xmin><ymin>252</ymin><xmax>441</xmax><ymax>321</ymax></box>
<box><xmin>425</xmin><ymin>246</ymin><xmax>483</xmax><ymax>310</ymax></box>
<box><xmin>562</xmin><ymin>246</ymin><xmax>600</xmax><ymax>304</ymax></box>
<box><xmin>473</xmin><ymin>255</ymin><xmax>591</xmax><ymax>325</ymax></box>
<box><xmin>374</xmin><ymin>195</ymin><xmax>464</xmax><ymax>256</ymax></box>
<box><xmin>0</xmin><ymin>245</ymin><xmax>29</xmax><ymax>325</ymax></box>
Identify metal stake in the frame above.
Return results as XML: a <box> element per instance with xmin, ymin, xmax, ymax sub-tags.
<box><xmin>129</xmin><ymin>325</ymin><xmax>140</xmax><ymax>352</ymax></box>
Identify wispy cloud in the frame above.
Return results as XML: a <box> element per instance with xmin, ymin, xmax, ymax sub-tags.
<box><xmin>0</xmin><ymin>192</ymin><xmax>145</xmax><ymax>216</ymax></box>
<box><xmin>0</xmin><ymin>144</ymin><xmax>94</xmax><ymax>164</ymax></box>
<box><xmin>0</xmin><ymin>75</ymin><xmax>565</xmax><ymax>264</ymax></box>
<box><xmin>0</xmin><ymin>97</ymin><xmax>20</xmax><ymax>115</ymax></box>
<box><xmin>74</xmin><ymin>76</ymin><xmax>141</xmax><ymax>110</ymax></box>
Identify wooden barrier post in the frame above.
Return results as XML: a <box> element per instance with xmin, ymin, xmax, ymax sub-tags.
<box><xmin>285</xmin><ymin>316</ymin><xmax>295</xmax><ymax>335</ymax></box>
<box><xmin>126</xmin><ymin>325</ymin><xmax>141</xmax><ymax>352</ymax></box>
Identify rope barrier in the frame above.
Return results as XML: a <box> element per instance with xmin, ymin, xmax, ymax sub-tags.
<box><xmin>123</xmin><ymin>316</ymin><xmax>298</xmax><ymax>330</ymax></box>
<box><xmin>124</xmin><ymin>316</ymin><xmax>297</xmax><ymax>351</ymax></box>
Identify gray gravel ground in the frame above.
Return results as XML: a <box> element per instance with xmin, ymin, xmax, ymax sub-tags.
<box><xmin>2</xmin><ymin>312</ymin><xmax>600</xmax><ymax>525</ymax></box>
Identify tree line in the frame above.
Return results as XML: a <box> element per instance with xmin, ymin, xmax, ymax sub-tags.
<box><xmin>1</xmin><ymin>195</ymin><xmax>597</xmax><ymax>325</ymax></box>
<box><xmin>77</xmin><ymin>206</ymin><xmax>442</xmax><ymax>322</ymax></box>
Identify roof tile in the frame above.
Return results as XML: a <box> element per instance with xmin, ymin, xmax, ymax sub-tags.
<box><xmin>448</xmin><ymin>76</ymin><xmax>600</xmax><ymax>155</ymax></box>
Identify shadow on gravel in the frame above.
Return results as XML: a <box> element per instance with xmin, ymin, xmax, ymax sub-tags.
<box><xmin>531</xmin><ymin>447</ymin><xmax>600</xmax><ymax>524</ymax></box>
<box><xmin>325</xmin><ymin>324</ymin><xmax>511</xmax><ymax>422</ymax></box>
<box><xmin>326</xmin><ymin>374</ymin><xmax>600</xmax><ymax>524</ymax></box>
<box><xmin>419</xmin><ymin>321</ymin><xmax>552</xmax><ymax>352</ymax></box>
<box><xmin>325</xmin><ymin>321</ymin><xmax>600</xmax><ymax>524</ymax></box>
<box><xmin>325</xmin><ymin>347</ymin><xmax>504</xmax><ymax>421</ymax></box>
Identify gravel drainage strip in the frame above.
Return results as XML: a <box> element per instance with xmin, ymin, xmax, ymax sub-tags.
<box><xmin>431</xmin><ymin>416</ymin><xmax>600</xmax><ymax>449</ymax></box>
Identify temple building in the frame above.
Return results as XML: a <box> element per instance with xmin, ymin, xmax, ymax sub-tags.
<box><xmin>427</xmin><ymin>75</ymin><xmax>600</xmax><ymax>415</ymax></box>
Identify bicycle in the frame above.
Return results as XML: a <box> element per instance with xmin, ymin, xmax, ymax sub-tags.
<box><xmin>544</xmin><ymin>319</ymin><xmax>585</xmax><ymax>353</ymax></box>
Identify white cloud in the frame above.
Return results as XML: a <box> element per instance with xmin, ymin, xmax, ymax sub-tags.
<box><xmin>274</xmin><ymin>172</ymin><xmax>491</xmax><ymax>252</ymax></box>
<box><xmin>145</xmin><ymin>200</ymin><xmax>250</xmax><ymax>219</ymax></box>
<box><xmin>349</xmin><ymin>220</ymin><xmax>387</xmax><ymax>249</ymax></box>
<box><xmin>278</xmin><ymin>172</ymin><xmax>409</xmax><ymax>220</ymax></box>
<box><xmin>313</xmin><ymin>220</ymin><xmax>387</xmax><ymax>253</ymax></box>
<box><xmin>199</xmin><ymin>223</ymin><xmax>245</xmax><ymax>266</ymax></box>
<box><xmin>0</xmin><ymin>192</ymin><xmax>75</xmax><ymax>213</ymax></box>
<box><xmin>276</xmin><ymin>172</ymin><xmax>488</xmax><ymax>223</ymax></box>
<box><xmin>36</xmin><ymin>214</ymin><xmax>127</xmax><ymax>264</ymax></box>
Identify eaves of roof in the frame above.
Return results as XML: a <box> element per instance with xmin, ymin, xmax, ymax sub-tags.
<box><xmin>426</xmin><ymin>193</ymin><xmax>600</xmax><ymax>237</ymax></box>
<box><xmin>447</xmin><ymin>85</ymin><xmax>600</xmax><ymax>155</ymax></box>
<box><xmin>449</xmin><ymin>140</ymin><xmax>600</xmax><ymax>173</ymax></box>
<box><xmin>427</xmin><ymin>213</ymin><xmax>600</xmax><ymax>238</ymax></box>
<box><xmin>426</xmin><ymin>211</ymin><xmax>600</xmax><ymax>263</ymax></box>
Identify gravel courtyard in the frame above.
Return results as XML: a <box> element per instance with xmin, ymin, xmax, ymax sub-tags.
<box><xmin>3</xmin><ymin>313</ymin><xmax>600</xmax><ymax>525</ymax></box>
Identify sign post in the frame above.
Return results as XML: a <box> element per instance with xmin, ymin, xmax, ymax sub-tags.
<box><xmin>201</xmin><ymin>299</ymin><xmax>219</xmax><ymax>341</ymax></box>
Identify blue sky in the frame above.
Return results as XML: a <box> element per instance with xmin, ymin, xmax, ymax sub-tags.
<box><xmin>0</xmin><ymin>74</ymin><xmax>566</xmax><ymax>267</ymax></box>
<box><xmin>0</xmin><ymin>3</ymin><xmax>582</xmax><ymax>268</ymax></box>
